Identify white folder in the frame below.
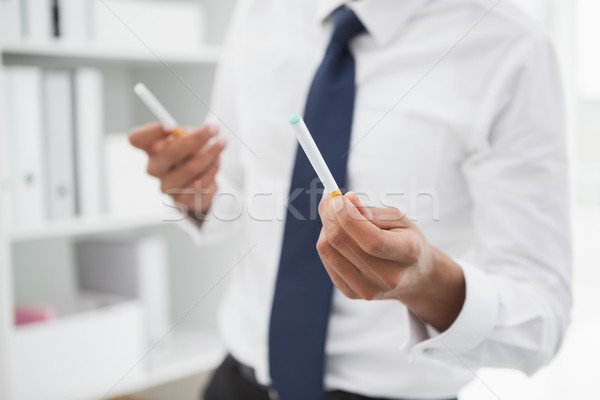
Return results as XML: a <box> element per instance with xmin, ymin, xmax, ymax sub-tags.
<box><xmin>0</xmin><ymin>0</ymin><xmax>23</xmax><ymax>40</ymax></box>
<box><xmin>58</xmin><ymin>0</ymin><xmax>91</xmax><ymax>42</ymax></box>
<box><xmin>74</xmin><ymin>68</ymin><xmax>105</xmax><ymax>217</ymax></box>
<box><xmin>42</xmin><ymin>69</ymin><xmax>76</xmax><ymax>220</ymax></box>
<box><xmin>22</xmin><ymin>0</ymin><xmax>53</xmax><ymax>40</ymax></box>
<box><xmin>2</xmin><ymin>67</ymin><xmax>46</xmax><ymax>228</ymax></box>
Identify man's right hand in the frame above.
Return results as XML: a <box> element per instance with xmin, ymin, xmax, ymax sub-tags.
<box><xmin>129</xmin><ymin>122</ymin><xmax>226</xmax><ymax>223</ymax></box>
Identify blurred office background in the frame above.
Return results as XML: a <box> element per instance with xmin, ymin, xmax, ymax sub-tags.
<box><xmin>0</xmin><ymin>1</ymin><xmax>598</xmax><ymax>399</ymax></box>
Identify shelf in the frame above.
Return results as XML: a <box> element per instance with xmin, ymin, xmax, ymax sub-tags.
<box><xmin>0</xmin><ymin>41</ymin><xmax>221</xmax><ymax>66</ymax></box>
<box><xmin>16</xmin><ymin>312</ymin><xmax>223</xmax><ymax>400</ymax></box>
<box><xmin>8</xmin><ymin>214</ymin><xmax>172</xmax><ymax>242</ymax></box>
<box><xmin>93</xmin><ymin>326</ymin><xmax>225</xmax><ymax>399</ymax></box>
<box><xmin>14</xmin><ymin>299</ymin><xmax>146</xmax><ymax>400</ymax></box>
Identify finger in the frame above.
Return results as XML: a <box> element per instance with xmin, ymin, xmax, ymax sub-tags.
<box><xmin>148</xmin><ymin>126</ymin><xmax>194</xmax><ymax>155</ymax></box>
<box><xmin>148</xmin><ymin>126</ymin><xmax>220</xmax><ymax>176</ymax></box>
<box><xmin>340</xmin><ymin>240</ymin><xmax>408</xmax><ymax>295</ymax></box>
<box><xmin>150</xmin><ymin>136</ymin><xmax>171</xmax><ymax>155</ymax></box>
<box><xmin>318</xmin><ymin>195</ymin><xmax>343</xmax><ymax>237</ymax></box>
<box><xmin>318</xmin><ymin>195</ymin><xmax>337</xmax><ymax>225</ymax></box>
<box><xmin>322</xmin><ymin>257</ymin><xmax>362</xmax><ymax>300</ymax></box>
<box><xmin>346</xmin><ymin>192</ymin><xmax>412</xmax><ymax>230</ymax></box>
<box><xmin>345</xmin><ymin>192</ymin><xmax>373</xmax><ymax>219</ymax></box>
<box><xmin>129</xmin><ymin>122</ymin><xmax>169</xmax><ymax>152</ymax></box>
<box><xmin>195</xmin><ymin>160</ymin><xmax>220</xmax><ymax>191</ymax></box>
<box><xmin>172</xmin><ymin>179</ymin><xmax>218</xmax><ymax>218</ymax></box>
<box><xmin>316</xmin><ymin>229</ymin><xmax>360</xmax><ymax>299</ymax></box>
<box><xmin>319</xmin><ymin>196</ymin><xmax>373</xmax><ymax>261</ymax></box>
<box><xmin>333</xmin><ymin>195</ymin><xmax>421</xmax><ymax>264</ymax></box>
<box><xmin>160</xmin><ymin>140</ymin><xmax>224</xmax><ymax>192</ymax></box>
<box><xmin>320</xmin><ymin>204</ymin><xmax>406</xmax><ymax>285</ymax></box>
<box><xmin>162</xmin><ymin>158</ymin><xmax>219</xmax><ymax>196</ymax></box>
<box><xmin>318</xmin><ymin>229</ymin><xmax>377</xmax><ymax>300</ymax></box>
<box><xmin>368</xmin><ymin>208</ymin><xmax>414</xmax><ymax>230</ymax></box>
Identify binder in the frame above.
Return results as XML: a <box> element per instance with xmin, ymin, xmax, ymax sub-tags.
<box><xmin>0</xmin><ymin>0</ymin><xmax>22</xmax><ymax>40</ymax></box>
<box><xmin>75</xmin><ymin>236</ymin><xmax>171</xmax><ymax>363</ymax></box>
<box><xmin>2</xmin><ymin>67</ymin><xmax>46</xmax><ymax>228</ymax></box>
<box><xmin>22</xmin><ymin>0</ymin><xmax>53</xmax><ymax>40</ymax></box>
<box><xmin>0</xmin><ymin>70</ymin><xmax>10</xmax><ymax>229</ymax></box>
<box><xmin>42</xmin><ymin>70</ymin><xmax>76</xmax><ymax>220</ymax></box>
<box><xmin>74</xmin><ymin>68</ymin><xmax>105</xmax><ymax>217</ymax></box>
<box><xmin>58</xmin><ymin>0</ymin><xmax>91</xmax><ymax>42</ymax></box>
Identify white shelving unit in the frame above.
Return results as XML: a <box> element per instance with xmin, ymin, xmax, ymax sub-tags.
<box><xmin>0</xmin><ymin>1</ymin><xmax>237</xmax><ymax>399</ymax></box>
<box><xmin>102</xmin><ymin>326</ymin><xmax>225</xmax><ymax>399</ymax></box>
<box><xmin>8</xmin><ymin>215</ymin><xmax>166</xmax><ymax>242</ymax></box>
<box><xmin>0</xmin><ymin>41</ymin><xmax>221</xmax><ymax>66</ymax></box>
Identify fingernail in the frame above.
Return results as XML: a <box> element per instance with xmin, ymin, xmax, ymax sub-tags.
<box><xmin>217</xmin><ymin>137</ymin><xmax>226</xmax><ymax>147</ymax></box>
<box><xmin>333</xmin><ymin>195</ymin><xmax>344</xmax><ymax>212</ymax></box>
<box><xmin>208</xmin><ymin>125</ymin><xmax>219</xmax><ymax>136</ymax></box>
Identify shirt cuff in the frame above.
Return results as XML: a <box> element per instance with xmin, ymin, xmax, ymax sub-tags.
<box><xmin>404</xmin><ymin>259</ymin><xmax>500</xmax><ymax>361</ymax></box>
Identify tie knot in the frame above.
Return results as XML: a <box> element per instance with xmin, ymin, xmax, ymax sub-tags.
<box><xmin>329</xmin><ymin>6</ymin><xmax>366</xmax><ymax>45</ymax></box>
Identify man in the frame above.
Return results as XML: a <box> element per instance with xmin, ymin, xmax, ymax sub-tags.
<box><xmin>129</xmin><ymin>0</ymin><xmax>571</xmax><ymax>399</ymax></box>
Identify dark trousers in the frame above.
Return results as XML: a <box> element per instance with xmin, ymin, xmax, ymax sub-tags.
<box><xmin>203</xmin><ymin>355</ymin><xmax>457</xmax><ymax>400</ymax></box>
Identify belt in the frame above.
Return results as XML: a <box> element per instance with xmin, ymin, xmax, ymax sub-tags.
<box><xmin>230</xmin><ymin>355</ymin><xmax>457</xmax><ymax>400</ymax></box>
<box><xmin>233</xmin><ymin>356</ymin><xmax>279</xmax><ymax>399</ymax></box>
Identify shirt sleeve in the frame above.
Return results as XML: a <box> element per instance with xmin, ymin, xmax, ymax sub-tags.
<box><xmin>404</xmin><ymin>35</ymin><xmax>572</xmax><ymax>375</ymax></box>
<box><xmin>178</xmin><ymin>3</ymin><xmax>247</xmax><ymax>244</ymax></box>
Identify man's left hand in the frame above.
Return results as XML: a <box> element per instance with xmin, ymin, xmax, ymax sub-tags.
<box><xmin>317</xmin><ymin>192</ymin><xmax>465</xmax><ymax>332</ymax></box>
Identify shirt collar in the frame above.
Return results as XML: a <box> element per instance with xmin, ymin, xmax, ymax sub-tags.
<box><xmin>316</xmin><ymin>0</ymin><xmax>428</xmax><ymax>47</ymax></box>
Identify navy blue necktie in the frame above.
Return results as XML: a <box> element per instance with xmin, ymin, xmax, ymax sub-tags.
<box><xmin>269</xmin><ymin>7</ymin><xmax>366</xmax><ymax>400</ymax></box>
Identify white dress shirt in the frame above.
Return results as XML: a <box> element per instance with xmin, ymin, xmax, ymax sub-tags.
<box><xmin>190</xmin><ymin>0</ymin><xmax>572</xmax><ymax>398</ymax></box>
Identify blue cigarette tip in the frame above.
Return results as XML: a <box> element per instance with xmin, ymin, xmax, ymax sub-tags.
<box><xmin>288</xmin><ymin>114</ymin><xmax>301</xmax><ymax>125</ymax></box>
